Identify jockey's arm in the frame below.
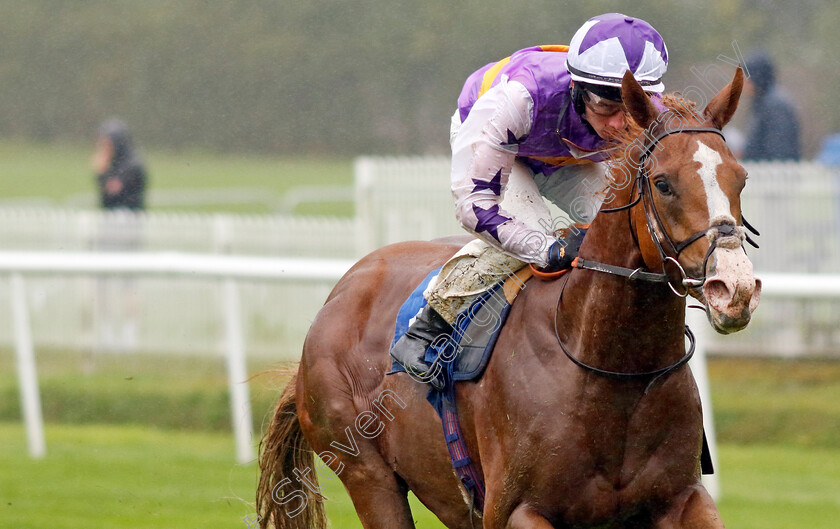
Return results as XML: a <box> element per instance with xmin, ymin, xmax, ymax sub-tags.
<box><xmin>451</xmin><ymin>78</ymin><xmax>553</xmax><ymax>267</ymax></box>
<box><xmin>531</xmin><ymin>162</ymin><xmax>608</xmax><ymax>225</ymax></box>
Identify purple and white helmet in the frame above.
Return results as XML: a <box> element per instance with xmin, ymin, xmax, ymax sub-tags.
<box><xmin>566</xmin><ymin>13</ymin><xmax>668</xmax><ymax>93</ymax></box>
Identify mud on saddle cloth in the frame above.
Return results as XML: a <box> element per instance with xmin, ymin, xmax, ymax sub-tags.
<box><xmin>389</xmin><ymin>265</ymin><xmax>534</xmax><ymax>510</ymax></box>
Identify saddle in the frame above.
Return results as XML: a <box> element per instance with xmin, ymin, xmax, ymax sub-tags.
<box><xmin>390</xmin><ymin>265</ymin><xmax>534</xmax><ymax>383</ymax></box>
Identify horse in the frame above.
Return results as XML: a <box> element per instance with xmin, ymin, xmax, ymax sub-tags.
<box><xmin>257</xmin><ymin>68</ymin><xmax>761</xmax><ymax>529</ymax></box>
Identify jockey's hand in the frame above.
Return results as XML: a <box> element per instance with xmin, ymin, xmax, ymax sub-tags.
<box><xmin>541</xmin><ymin>226</ymin><xmax>588</xmax><ymax>272</ymax></box>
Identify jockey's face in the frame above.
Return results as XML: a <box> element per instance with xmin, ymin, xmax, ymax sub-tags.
<box><xmin>582</xmin><ymin>90</ymin><xmax>626</xmax><ymax>140</ymax></box>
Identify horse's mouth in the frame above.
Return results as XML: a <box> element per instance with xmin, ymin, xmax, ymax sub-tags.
<box><xmin>706</xmin><ymin>302</ymin><xmax>753</xmax><ymax>334</ymax></box>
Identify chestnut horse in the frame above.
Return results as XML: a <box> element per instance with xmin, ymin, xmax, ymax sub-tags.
<box><xmin>258</xmin><ymin>69</ymin><xmax>761</xmax><ymax>528</ymax></box>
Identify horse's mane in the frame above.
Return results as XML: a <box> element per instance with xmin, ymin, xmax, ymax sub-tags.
<box><xmin>607</xmin><ymin>93</ymin><xmax>701</xmax><ymax>163</ymax></box>
<box><xmin>596</xmin><ymin>93</ymin><xmax>701</xmax><ymax>204</ymax></box>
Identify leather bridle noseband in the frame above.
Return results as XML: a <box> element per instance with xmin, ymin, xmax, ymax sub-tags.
<box><xmin>552</xmin><ymin>116</ymin><xmax>760</xmax><ymax>390</ymax></box>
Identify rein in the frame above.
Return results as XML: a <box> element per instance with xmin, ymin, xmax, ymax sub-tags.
<box><xmin>553</xmin><ymin>271</ymin><xmax>696</xmax><ymax>394</ymax></box>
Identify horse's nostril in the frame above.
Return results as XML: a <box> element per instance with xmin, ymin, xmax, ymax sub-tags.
<box><xmin>750</xmin><ymin>278</ymin><xmax>763</xmax><ymax>312</ymax></box>
<box><xmin>703</xmin><ymin>278</ymin><xmax>733</xmax><ymax>311</ymax></box>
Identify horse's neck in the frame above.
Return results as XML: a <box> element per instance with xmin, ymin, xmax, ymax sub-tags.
<box><xmin>555</xmin><ymin>208</ymin><xmax>687</xmax><ymax>373</ymax></box>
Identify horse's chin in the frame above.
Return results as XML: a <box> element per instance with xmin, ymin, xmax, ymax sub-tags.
<box><xmin>706</xmin><ymin>304</ymin><xmax>752</xmax><ymax>335</ymax></box>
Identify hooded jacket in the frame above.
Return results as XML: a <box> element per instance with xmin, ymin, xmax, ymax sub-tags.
<box><xmin>743</xmin><ymin>52</ymin><xmax>801</xmax><ymax>161</ymax></box>
<box><xmin>96</xmin><ymin>119</ymin><xmax>147</xmax><ymax>210</ymax></box>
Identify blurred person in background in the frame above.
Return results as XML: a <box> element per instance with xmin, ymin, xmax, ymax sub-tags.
<box><xmin>94</xmin><ymin>118</ymin><xmax>147</xmax><ymax>210</ymax></box>
<box><xmin>92</xmin><ymin>118</ymin><xmax>147</xmax><ymax>351</ymax></box>
<box><xmin>391</xmin><ymin>13</ymin><xmax>670</xmax><ymax>387</ymax></box>
<box><xmin>742</xmin><ymin>50</ymin><xmax>801</xmax><ymax>161</ymax></box>
<box><xmin>722</xmin><ymin>125</ymin><xmax>746</xmax><ymax>159</ymax></box>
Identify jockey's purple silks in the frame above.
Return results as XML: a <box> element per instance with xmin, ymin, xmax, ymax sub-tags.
<box><xmin>458</xmin><ymin>46</ymin><xmax>611</xmax><ymax>176</ymax></box>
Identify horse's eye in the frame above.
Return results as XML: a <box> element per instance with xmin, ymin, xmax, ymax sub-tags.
<box><xmin>654</xmin><ymin>179</ymin><xmax>672</xmax><ymax>195</ymax></box>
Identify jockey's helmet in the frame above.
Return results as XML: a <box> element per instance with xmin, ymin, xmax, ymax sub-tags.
<box><xmin>566</xmin><ymin>13</ymin><xmax>668</xmax><ymax>102</ymax></box>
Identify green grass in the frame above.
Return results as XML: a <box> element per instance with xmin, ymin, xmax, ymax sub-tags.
<box><xmin>2</xmin><ymin>351</ymin><xmax>840</xmax><ymax>527</ymax></box>
<box><xmin>0</xmin><ymin>140</ymin><xmax>354</xmax><ymax>214</ymax></box>
<box><xmin>1</xmin><ymin>423</ymin><xmax>837</xmax><ymax>528</ymax></box>
<box><xmin>709</xmin><ymin>358</ymin><xmax>840</xmax><ymax>448</ymax></box>
<box><xmin>0</xmin><ymin>422</ymin><xmax>257</xmax><ymax>529</ymax></box>
<box><xmin>0</xmin><ymin>422</ymin><xmax>445</xmax><ymax>529</ymax></box>
<box><xmin>717</xmin><ymin>444</ymin><xmax>840</xmax><ymax>529</ymax></box>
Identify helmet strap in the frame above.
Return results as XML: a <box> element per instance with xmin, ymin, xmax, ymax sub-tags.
<box><xmin>570</xmin><ymin>84</ymin><xmax>599</xmax><ymax>136</ymax></box>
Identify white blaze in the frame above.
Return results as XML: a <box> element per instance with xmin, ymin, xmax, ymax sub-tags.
<box><xmin>692</xmin><ymin>140</ymin><xmax>735</xmax><ymax>224</ymax></box>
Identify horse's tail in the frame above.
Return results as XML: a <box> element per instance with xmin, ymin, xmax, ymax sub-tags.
<box><xmin>257</xmin><ymin>373</ymin><xmax>327</xmax><ymax>529</ymax></box>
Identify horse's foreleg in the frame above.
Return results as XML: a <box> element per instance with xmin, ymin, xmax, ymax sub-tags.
<box><xmin>654</xmin><ymin>484</ymin><xmax>725</xmax><ymax>529</ymax></box>
<box><xmin>494</xmin><ymin>503</ymin><xmax>555</xmax><ymax>529</ymax></box>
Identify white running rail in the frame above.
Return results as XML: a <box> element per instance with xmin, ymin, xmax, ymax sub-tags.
<box><xmin>2</xmin><ymin>252</ymin><xmax>354</xmax><ymax>464</ymax></box>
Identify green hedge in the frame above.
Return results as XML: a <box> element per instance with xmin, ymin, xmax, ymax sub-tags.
<box><xmin>2</xmin><ymin>350</ymin><xmax>840</xmax><ymax>448</ymax></box>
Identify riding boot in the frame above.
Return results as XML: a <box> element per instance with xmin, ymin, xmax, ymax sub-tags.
<box><xmin>390</xmin><ymin>305</ymin><xmax>451</xmax><ymax>390</ymax></box>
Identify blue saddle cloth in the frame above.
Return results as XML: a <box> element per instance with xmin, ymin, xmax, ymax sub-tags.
<box><xmin>390</xmin><ymin>266</ymin><xmax>522</xmax><ymax>390</ymax></box>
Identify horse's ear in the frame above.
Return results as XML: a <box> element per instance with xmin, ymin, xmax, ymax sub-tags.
<box><xmin>703</xmin><ymin>67</ymin><xmax>744</xmax><ymax>129</ymax></box>
<box><xmin>621</xmin><ymin>70</ymin><xmax>658</xmax><ymax>129</ymax></box>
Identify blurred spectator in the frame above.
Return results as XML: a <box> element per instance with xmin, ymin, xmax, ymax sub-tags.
<box><xmin>723</xmin><ymin>125</ymin><xmax>746</xmax><ymax>159</ymax></box>
<box><xmin>93</xmin><ymin>118</ymin><xmax>147</xmax><ymax>210</ymax></box>
<box><xmin>92</xmin><ymin>118</ymin><xmax>147</xmax><ymax>351</ymax></box>
<box><xmin>742</xmin><ymin>51</ymin><xmax>801</xmax><ymax>161</ymax></box>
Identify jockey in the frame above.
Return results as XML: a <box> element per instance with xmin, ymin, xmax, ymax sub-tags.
<box><xmin>391</xmin><ymin>13</ymin><xmax>669</xmax><ymax>389</ymax></box>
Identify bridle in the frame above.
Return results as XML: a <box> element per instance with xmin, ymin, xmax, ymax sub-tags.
<box><xmin>579</xmin><ymin>118</ymin><xmax>759</xmax><ymax>297</ymax></box>
<box><xmin>551</xmin><ymin>114</ymin><xmax>760</xmax><ymax>390</ymax></box>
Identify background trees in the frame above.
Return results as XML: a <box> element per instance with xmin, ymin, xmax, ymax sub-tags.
<box><xmin>0</xmin><ymin>0</ymin><xmax>834</xmax><ymax>156</ymax></box>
